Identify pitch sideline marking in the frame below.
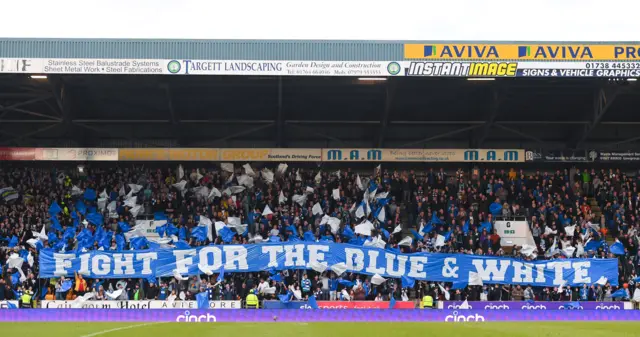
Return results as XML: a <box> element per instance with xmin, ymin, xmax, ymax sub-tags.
<box><xmin>79</xmin><ymin>323</ymin><xmax>158</xmax><ymax>337</ymax></box>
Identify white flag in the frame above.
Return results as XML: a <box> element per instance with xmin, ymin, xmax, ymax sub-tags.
<box><xmin>208</xmin><ymin>187</ymin><xmax>222</xmax><ymax>200</ymax></box>
<box><xmin>330</xmin><ymin>263</ymin><xmax>347</xmax><ymax>276</ymax></box>
<box><xmin>105</xmin><ymin>289</ymin><xmax>123</xmax><ymax>299</ymax></box>
<box><xmin>363</xmin><ymin>236</ymin><xmax>386</xmax><ymax>249</ymax></box>
<box><xmin>172</xmin><ymin>180</ymin><xmax>187</xmax><ymax>192</ymax></box>
<box><xmin>312</xmin><ymin>202</ymin><xmax>323</xmax><ymax>215</ymax></box>
<box><xmin>332</xmin><ymin>188</ymin><xmax>340</xmax><ymax>201</ymax></box>
<box><xmin>173</xmin><ymin>269</ymin><xmax>188</xmax><ymax>281</ymax></box>
<box><xmin>305</xmin><ymin>186</ymin><xmax>314</xmax><ymax>194</ymax></box>
<box><xmin>398</xmin><ymin>236</ymin><xmax>413</xmax><ymax>246</ymax></box>
<box><xmin>262</xmin><ymin>168</ymin><xmax>274</xmax><ymax>183</ymax></box>
<box><xmin>438</xmin><ymin>284</ymin><xmax>450</xmax><ymax>300</ymax></box>
<box><xmin>558</xmin><ymin>280</ymin><xmax>567</xmax><ymax>293</ymax></box>
<box><xmin>468</xmin><ymin>272</ymin><xmax>484</xmax><ymax>286</ymax></box>
<box><xmin>435</xmin><ymin>234</ymin><xmax>446</xmax><ymax>247</ymax></box>
<box><xmin>99</xmin><ymin>189</ymin><xmax>108</xmax><ymax>199</ymax></box>
<box><xmin>392</xmin><ymin>224</ymin><xmax>402</xmax><ymax>234</ymax></box>
<box><xmin>562</xmin><ymin>246</ymin><xmax>576</xmax><ymax>258</ymax></box>
<box><xmin>377</xmin><ymin>207</ymin><xmax>386</xmax><ymax>222</ymax></box>
<box><xmin>238</xmin><ymin>174</ymin><xmax>254</xmax><ymax>188</ymax></box>
<box><xmin>178</xmin><ymin>165</ymin><xmax>185</xmax><ymax>180</ymax></box>
<box><xmin>129</xmin><ymin>184</ymin><xmax>142</xmax><ymax>194</ymax></box>
<box><xmin>123</xmin><ymin>196</ymin><xmax>137</xmax><ymax>208</ymax></box>
<box><xmin>544</xmin><ymin>226</ymin><xmax>557</xmax><ymax>235</ymax></box>
<box><xmin>371</xmin><ymin>274</ymin><xmax>387</xmax><ymax>285</ymax></box>
<box><xmin>341</xmin><ymin>289</ymin><xmax>351</xmax><ymax>301</ymax></box>
<box><xmin>196</xmin><ymin>169</ymin><xmax>203</xmax><ymax>181</ymax></box>
<box><xmin>356</xmin><ymin>174</ymin><xmax>364</xmax><ymax>190</ymax></box>
<box><xmin>595</xmin><ymin>276</ymin><xmax>608</xmax><ymax>286</ymax></box>
<box><xmin>199</xmin><ymin>216</ymin><xmax>213</xmax><ymax>241</ymax></box>
<box><xmin>263</xmin><ymin>205</ymin><xmax>274</xmax><ymax>216</ymax></box>
<box><xmin>119</xmin><ymin>185</ymin><xmax>125</xmax><ymax>197</ymax></box>
<box><xmin>71</xmin><ymin>185</ymin><xmax>83</xmax><ymax>196</ymax></box>
<box><xmin>230</xmin><ymin>186</ymin><xmax>246</xmax><ymax>194</ymax></box>
<box><xmin>459</xmin><ymin>299</ymin><xmax>470</xmax><ymax>309</ymax></box>
<box><xmin>107</xmin><ymin>201</ymin><xmax>117</xmax><ymax>213</ymax></box>
<box><xmin>279</xmin><ymin>191</ymin><xmax>287</xmax><ymax>204</ymax></box>
<box><xmin>130</xmin><ymin>205</ymin><xmax>142</xmax><ymax>217</ymax></box>
<box><xmin>309</xmin><ymin>261</ymin><xmax>328</xmax><ymax>273</ymax></box>
<box><xmin>564</xmin><ymin>225</ymin><xmax>576</xmax><ymax>237</ymax></box>
<box><xmin>355</xmin><ymin>203</ymin><xmax>365</xmax><ymax>219</ymax></box>
<box><xmin>355</xmin><ymin>221</ymin><xmax>374</xmax><ymax>236</ymax></box>
<box><xmin>295</xmin><ymin>170</ymin><xmax>302</xmax><ymax>182</ymax></box>
<box><xmin>521</xmin><ymin>244</ymin><xmax>537</xmax><ymax>258</ymax></box>
<box><xmin>277</xmin><ymin>163</ymin><xmax>288</xmax><ymax>175</ymax></box>
<box><xmin>292</xmin><ymin>194</ymin><xmax>307</xmax><ymax>206</ymax></box>
<box><xmin>327</xmin><ymin>217</ymin><xmax>341</xmax><ymax>234</ymax></box>
<box><xmin>576</xmin><ymin>241</ymin><xmax>585</xmax><ymax>257</ymax></box>
<box><xmin>242</xmin><ymin>163</ymin><xmax>255</xmax><ymax>177</ymax></box>
<box><xmin>221</xmin><ymin>163</ymin><xmax>234</xmax><ymax>173</ymax></box>
<box><xmin>314</xmin><ymin>171</ymin><xmax>322</xmax><ymax>184</ymax></box>
<box><xmin>97</xmin><ymin>197</ymin><xmax>107</xmax><ymax>211</ymax></box>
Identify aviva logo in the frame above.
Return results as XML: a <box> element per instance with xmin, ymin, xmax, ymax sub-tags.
<box><xmin>517</xmin><ymin>45</ymin><xmax>594</xmax><ymax>60</ymax></box>
<box><xmin>404</xmin><ymin>44</ymin><xmax>503</xmax><ymax>59</ymax></box>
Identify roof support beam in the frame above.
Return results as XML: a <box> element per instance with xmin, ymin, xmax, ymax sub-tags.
<box><xmin>276</xmin><ymin>77</ymin><xmax>285</xmax><ymax>147</ymax></box>
<box><xmin>475</xmin><ymin>87</ymin><xmax>506</xmax><ymax>147</ymax></box>
<box><xmin>493</xmin><ymin>123</ymin><xmax>547</xmax><ymax>145</ymax></box>
<box><xmin>572</xmin><ymin>86</ymin><xmax>620</xmax><ymax>148</ymax></box>
<box><xmin>377</xmin><ymin>79</ymin><xmax>396</xmax><ymax>147</ymax></box>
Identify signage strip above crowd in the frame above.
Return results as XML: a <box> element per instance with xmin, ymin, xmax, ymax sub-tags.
<box><xmin>0</xmin><ymin>147</ymin><xmax>525</xmax><ymax>162</ymax></box>
<box><xmin>1</xmin><ymin>56</ymin><xmax>640</xmax><ymax>77</ymax></box>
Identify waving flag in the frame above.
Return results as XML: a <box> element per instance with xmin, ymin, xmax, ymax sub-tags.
<box><xmin>174</xmin><ymin>240</ymin><xmax>191</xmax><ymax>250</ymax></box>
<box><xmin>410</xmin><ymin>229</ymin><xmax>424</xmax><ymax>241</ymax></box>
<box><xmin>610</xmin><ymin>241</ymin><xmax>625</xmax><ymax>255</ymax></box>
<box><xmin>401</xmin><ymin>275</ymin><xmax>415</xmax><ymax>288</ymax></box>
<box><xmin>115</xmin><ymin>234</ymin><xmax>125</xmax><ymax>251</ymax></box>
<box><xmin>196</xmin><ymin>291</ymin><xmax>209</xmax><ymax>309</ymax></box>
<box><xmin>479</xmin><ymin>221</ymin><xmax>492</xmax><ymax>233</ymax></box>
<box><xmin>60</xmin><ymin>280</ymin><xmax>73</xmax><ymax>292</ymax></box>
<box><xmin>130</xmin><ymin>236</ymin><xmax>149</xmax><ymax>250</ymax></box>
<box><xmin>117</xmin><ymin>222</ymin><xmax>131</xmax><ymax>233</ymax></box>
<box><xmin>463</xmin><ymin>220</ymin><xmax>470</xmax><ymax>235</ymax></box>
<box><xmin>389</xmin><ymin>296</ymin><xmax>397</xmax><ymax>309</ymax></box>
<box><xmin>8</xmin><ymin>235</ymin><xmax>18</xmax><ymax>248</ymax></box>
<box><xmin>84</xmin><ymin>188</ymin><xmax>97</xmax><ymax>201</ymax></box>
<box><xmin>76</xmin><ymin>200</ymin><xmax>87</xmax><ymax>215</ymax></box>
<box><xmin>191</xmin><ymin>226</ymin><xmax>207</xmax><ymax>242</ymax></box>
<box><xmin>216</xmin><ymin>266</ymin><xmax>226</xmax><ymax>283</ymax></box>
<box><xmin>304</xmin><ymin>231</ymin><xmax>316</xmax><ymax>242</ymax></box>
<box><xmin>86</xmin><ymin>213</ymin><xmax>104</xmax><ymax>226</ymax></box>
<box><xmin>490</xmin><ymin>202</ymin><xmax>502</xmax><ymax>216</ymax></box>
<box><xmin>308</xmin><ymin>295</ymin><xmax>319</xmax><ymax>309</ymax></box>
<box><xmin>49</xmin><ymin>201</ymin><xmax>62</xmax><ymax>216</ymax></box>
<box><xmin>219</xmin><ymin>226</ymin><xmax>235</xmax><ymax>243</ymax></box>
<box><xmin>611</xmin><ymin>288</ymin><xmax>629</xmax><ymax>299</ymax></box>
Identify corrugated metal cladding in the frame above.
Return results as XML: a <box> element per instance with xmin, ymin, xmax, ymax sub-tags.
<box><xmin>0</xmin><ymin>38</ymin><xmax>406</xmax><ymax>60</ymax></box>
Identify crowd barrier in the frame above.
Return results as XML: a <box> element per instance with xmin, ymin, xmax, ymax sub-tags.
<box><xmin>1</xmin><ymin>309</ymin><xmax>640</xmax><ymax>322</ymax></box>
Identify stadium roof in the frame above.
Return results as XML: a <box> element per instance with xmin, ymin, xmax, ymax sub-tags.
<box><xmin>1</xmin><ymin>38</ymin><xmax>639</xmax><ymax>60</ymax></box>
<box><xmin>1</xmin><ymin>73</ymin><xmax>639</xmax><ymax>150</ymax></box>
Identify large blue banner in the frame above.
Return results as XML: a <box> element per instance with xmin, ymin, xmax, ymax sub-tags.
<box><xmin>39</xmin><ymin>242</ymin><xmax>618</xmax><ymax>287</ymax></box>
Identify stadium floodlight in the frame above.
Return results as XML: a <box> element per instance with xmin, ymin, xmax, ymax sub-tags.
<box><xmin>30</xmin><ymin>75</ymin><xmax>47</xmax><ymax>79</ymax></box>
<box><xmin>357</xmin><ymin>77</ymin><xmax>387</xmax><ymax>81</ymax></box>
<box><xmin>628</xmin><ymin>78</ymin><xmax>638</xmax><ymax>82</ymax></box>
<box><xmin>467</xmin><ymin>78</ymin><xmax>495</xmax><ymax>81</ymax></box>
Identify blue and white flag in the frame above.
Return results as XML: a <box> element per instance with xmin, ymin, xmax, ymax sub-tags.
<box><xmin>610</xmin><ymin>241</ymin><xmax>625</xmax><ymax>255</ymax></box>
<box><xmin>196</xmin><ymin>291</ymin><xmax>209</xmax><ymax>309</ymax></box>
<box><xmin>308</xmin><ymin>295</ymin><xmax>319</xmax><ymax>309</ymax></box>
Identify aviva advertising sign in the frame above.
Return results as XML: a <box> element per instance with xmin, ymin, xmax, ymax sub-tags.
<box><xmin>404</xmin><ymin>44</ymin><xmax>640</xmax><ymax>61</ymax></box>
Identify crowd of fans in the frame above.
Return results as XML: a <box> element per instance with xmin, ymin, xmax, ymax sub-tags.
<box><xmin>1</xmin><ymin>163</ymin><xmax>639</xmax><ymax>306</ymax></box>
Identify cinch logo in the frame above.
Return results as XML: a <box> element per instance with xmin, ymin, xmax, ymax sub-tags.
<box><xmin>558</xmin><ymin>305</ymin><xmax>584</xmax><ymax>310</ymax></box>
<box><xmin>175</xmin><ymin>310</ymin><xmax>217</xmax><ymax>322</ymax></box>
<box><xmin>521</xmin><ymin>305</ymin><xmax>547</xmax><ymax>310</ymax></box>
<box><xmin>444</xmin><ymin>311</ymin><xmax>485</xmax><ymax>322</ymax></box>
<box><xmin>447</xmin><ymin>304</ymin><xmax>474</xmax><ymax>309</ymax></box>
<box><xmin>595</xmin><ymin>305</ymin><xmax>621</xmax><ymax>310</ymax></box>
<box><xmin>484</xmin><ymin>304</ymin><xmax>510</xmax><ymax>310</ymax></box>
